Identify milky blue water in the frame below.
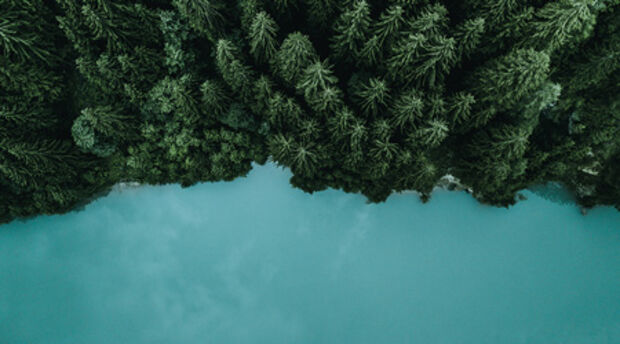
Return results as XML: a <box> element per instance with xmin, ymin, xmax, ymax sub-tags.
<box><xmin>1</xmin><ymin>164</ymin><xmax>619</xmax><ymax>344</ymax></box>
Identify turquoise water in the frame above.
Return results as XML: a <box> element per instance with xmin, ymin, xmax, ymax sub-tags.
<box><xmin>1</xmin><ymin>164</ymin><xmax>619</xmax><ymax>343</ymax></box>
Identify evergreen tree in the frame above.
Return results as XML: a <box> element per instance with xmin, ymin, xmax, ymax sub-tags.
<box><xmin>331</xmin><ymin>0</ymin><xmax>371</xmax><ymax>61</ymax></box>
<box><xmin>216</xmin><ymin>39</ymin><xmax>256</xmax><ymax>102</ymax></box>
<box><xmin>273</xmin><ymin>32</ymin><xmax>317</xmax><ymax>86</ymax></box>
<box><xmin>201</xmin><ymin>79</ymin><xmax>231</xmax><ymax>117</ymax></box>
<box><xmin>453</xmin><ymin>18</ymin><xmax>485</xmax><ymax>60</ymax></box>
<box><xmin>391</xmin><ymin>89</ymin><xmax>424</xmax><ymax>129</ymax></box>
<box><xmin>468</xmin><ymin>49</ymin><xmax>550</xmax><ymax>127</ymax></box>
<box><xmin>352</xmin><ymin>77</ymin><xmax>391</xmax><ymax>117</ymax></box>
<box><xmin>72</xmin><ymin>106</ymin><xmax>135</xmax><ymax>157</ymax></box>
<box><xmin>248</xmin><ymin>11</ymin><xmax>279</xmax><ymax>64</ymax></box>
<box><xmin>173</xmin><ymin>0</ymin><xmax>229</xmax><ymax>41</ymax></box>
<box><xmin>521</xmin><ymin>0</ymin><xmax>597</xmax><ymax>53</ymax></box>
<box><xmin>447</xmin><ymin>92</ymin><xmax>476</xmax><ymax>129</ymax></box>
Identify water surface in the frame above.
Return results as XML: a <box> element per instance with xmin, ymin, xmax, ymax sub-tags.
<box><xmin>1</xmin><ymin>164</ymin><xmax>619</xmax><ymax>343</ymax></box>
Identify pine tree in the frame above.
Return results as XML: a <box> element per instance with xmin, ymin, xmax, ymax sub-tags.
<box><xmin>290</xmin><ymin>141</ymin><xmax>321</xmax><ymax>175</ymax></box>
<box><xmin>352</xmin><ymin>77</ymin><xmax>391</xmax><ymax>117</ymax></box>
<box><xmin>296</xmin><ymin>59</ymin><xmax>343</xmax><ymax>113</ymax></box>
<box><xmin>453</xmin><ymin>18</ymin><xmax>485</xmax><ymax>60</ymax></box>
<box><xmin>468</xmin><ymin>49</ymin><xmax>550</xmax><ymax>127</ymax></box>
<box><xmin>81</xmin><ymin>3</ymin><xmax>126</xmax><ymax>51</ymax></box>
<box><xmin>413</xmin><ymin>35</ymin><xmax>457</xmax><ymax>88</ymax></box>
<box><xmin>391</xmin><ymin>89</ymin><xmax>424</xmax><ymax>129</ymax></box>
<box><xmin>297</xmin><ymin>118</ymin><xmax>321</xmax><ymax>140</ymax></box>
<box><xmin>238</xmin><ymin>0</ymin><xmax>265</xmax><ymax>32</ymax></box>
<box><xmin>370</xmin><ymin>137</ymin><xmax>398</xmax><ymax>161</ymax></box>
<box><xmin>357</xmin><ymin>34</ymin><xmax>382</xmax><ymax>67</ymax></box>
<box><xmin>407</xmin><ymin>3</ymin><xmax>449</xmax><ymax>36</ymax></box>
<box><xmin>219</xmin><ymin>103</ymin><xmax>258</xmax><ymax>131</ymax></box>
<box><xmin>331</xmin><ymin>0</ymin><xmax>371</xmax><ymax>60</ymax></box>
<box><xmin>374</xmin><ymin>4</ymin><xmax>405</xmax><ymax>45</ymax></box>
<box><xmin>328</xmin><ymin>106</ymin><xmax>355</xmax><ymax>139</ymax></box>
<box><xmin>348</xmin><ymin>118</ymin><xmax>368</xmax><ymax>152</ymax></box>
<box><xmin>565</xmin><ymin>35</ymin><xmax>620</xmax><ymax>92</ymax></box>
<box><xmin>252</xmin><ymin>75</ymin><xmax>275</xmax><ymax>114</ymax></box>
<box><xmin>466</xmin><ymin>0</ymin><xmax>521</xmax><ymax>27</ymax></box>
<box><xmin>216</xmin><ymin>39</ymin><xmax>256</xmax><ymax>101</ymax></box>
<box><xmin>268</xmin><ymin>133</ymin><xmax>295</xmax><ymax>163</ymax></box>
<box><xmin>248</xmin><ymin>11</ymin><xmax>279</xmax><ymax>64</ymax></box>
<box><xmin>484</xmin><ymin>126</ymin><xmax>531</xmax><ymax>160</ymax></box>
<box><xmin>447</xmin><ymin>92</ymin><xmax>475</xmax><ymax>128</ymax></box>
<box><xmin>0</xmin><ymin>102</ymin><xmax>56</xmax><ymax>129</ymax></box>
<box><xmin>265</xmin><ymin>92</ymin><xmax>304</xmax><ymax>129</ymax></box>
<box><xmin>521</xmin><ymin>0</ymin><xmax>597</xmax><ymax>53</ymax></box>
<box><xmin>2</xmin><ymin>139</ymin><xmax>80</xmax><ymax>177</ymax></box>
<box><xmin>201</xmin><ymin>79</ymin><xmax>231</xmax><ymax>117</ymax></box>
<box><xmin>173</xmin><ymin>0</ymin><xmax>229</xmax><ymax>41</ymax></box>
<box><xmin>387</xmin><ymin>33</ymin><xmax>425</xmax><ymax>82</ymax></box>
<box><xmin>297</xmin><ymin>59</ymin><xmax>339</xmax><ymax>96</ymax></box>
<box><xmin>273</xmin><ymin>32</ymin><xmax>317</xmax><ymax>86</ymax></box>
<box><xmin>416</xmin><ymin>119</ymin><xmax>449</xmax><ymax>148</ymax></box>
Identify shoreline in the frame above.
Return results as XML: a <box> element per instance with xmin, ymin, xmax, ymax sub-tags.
<box><xmin>109</xmin><ymin>172</ymin><xmax>593</xmax><ymax>215</ymax></box>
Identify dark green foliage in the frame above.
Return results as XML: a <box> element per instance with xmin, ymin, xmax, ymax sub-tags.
<box><xmin>173</xmin><ymin>0</ymin><xmax>229</xmax><ymax>41</ymax></box>
<box><xmin>273</xmin><ymin>32</ymin><xmax>317</xmax><ymax>86</ymax></box>
<box><xmin>352</xmin><ymin>77</ymin><xmax>391</xmax><ymax>117</ymax></box>
<box><xmin>0</xmin><ymin>0</ymin><xmax>112</xmax><ymax>223</ymax></box>
<box><xmin>521</xmin><ymin>0</ymin><xmax>596</xmax><ymax>53</ymax></box>
<box><xmin>468</xmin><ymin>49</ymin><xmax>550</xmax><ymax>127</ymax></box>
<box><xmin>1</xmin><ymin>0</ymin><xmax>619</xmax><ymax>224</ymax></box>
<box><xmin>391</xmin><ymin>89</ymin><xmax>424</xmax><ymax>129</ymax></box>
<box><xmin>331</xmin><ymin>0</ymin><xmax>371</xmax><ymax>60</ymax></box>
<box><xmin>453</xmin><ymin>18</ymin><xmax>485</xmax><ymax>60</ymax></box>
<box><xmin>216</xmin><ymin>39</ymin><xmax>255</xmax><ymax>101</ymax></box>
<box><xmin>248</xmin><ymin>11</ymin><xmax>279</xmax><ymax>64</ymax></box>
<box><xmin>72</xmin><ymin>106</ymin><xmax>135</xmax><ymax>157</ymax></box>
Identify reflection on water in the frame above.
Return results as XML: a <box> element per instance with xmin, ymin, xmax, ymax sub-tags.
<box><xmin>1</xmin><ymin>164</ymin><xmax>619</xmax><ymax>344</ymax></box>
<box><xmin>528</xmin><ymin>181</ymin><xmax>577</xmax><ymax>205</ymax></box>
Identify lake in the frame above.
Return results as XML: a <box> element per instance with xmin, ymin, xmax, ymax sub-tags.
<box><xmin>1</xmin><ymin>163</ymin><xmax>619</xmax><ymax>343</ymax></box>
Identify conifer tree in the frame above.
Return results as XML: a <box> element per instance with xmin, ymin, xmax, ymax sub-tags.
<box><xmin>374</xmin><ymin>5</ymin><xmax>405</xmax><ymax>44</ymax></box>
<box><xmin>331</xmin><ymin>0</ymin><xmax>371</xmax><ymax>61</ymax></box>
<box><xmin>416</xmin><ymin>119</ymin><xmax>450</xmax><ymax>148</ymax></box>
<box><xmin>201</xmin><ymin>79</ymin><xmax>231</xmax><ymax>117</ymax></box>
<box><xmin>239</xmin><ymin>0</ymin><xmax>265</xmax><ymax>33</ymax></box>
<box><xmin>173</xmin><ymin>0</ymin><xmax>229</xmax><ymax>41</ymax></box>
<box><xmin>352</xmin><ymin>77</ymin><xmax>391</xmax><ymax>117</ymax></box>
<box><xmin>248</xmin><ymin>11</ymin><xmax>279</xmax><ymax>64</ymax></box>
<box><xmin>521</xmin><ymin>0</ymin><xmax>597</xmax><ymax>53</ymax></box>
<box><xmin>407</xmin><ymin>3</ymin><xmax>449</xmax><ymax>36</ymax></box>
<box><xmin>448</xmin><ymin>92</ymin><xmax>475</xmax><ymax>129</ymax></box>
<box><xmin>273</xmin><ymin>32</ymin><xmax>317</xmax><ymax>86</ymax></box>
<box><xmin>387</xmin><ymin>33</ymin><xmax>426</xmax><ymax>82</ymax></box>
<box><xmin>391</xmin><ymin>89</ymin><xmax>424</xmax><ymax>129</ymax></box>
<box><xmin>468</xmin><ymin>49</ymin><xmax>550</xmax><ymax>127</ymax></box>
<box><xmin>453</xmin><ymin>18</ymin><xmax>485</xmax><ymax>60</ymax></box>
<box><xmin>216</xmin><ymin>39</ymin><xmax>256</xmax><ymax>102</ymax></box>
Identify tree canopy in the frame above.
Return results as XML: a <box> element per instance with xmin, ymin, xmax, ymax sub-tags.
<box><xmin>1</xmin><ymin>0</ymin><xmax>619</xmax><ymax>223</ymax></box>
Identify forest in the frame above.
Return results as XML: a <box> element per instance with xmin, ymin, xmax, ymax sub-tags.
<box><xmin>0</xmin><ymin>0</ymin><xmax>618</xmax><ymax>223</ymax></box>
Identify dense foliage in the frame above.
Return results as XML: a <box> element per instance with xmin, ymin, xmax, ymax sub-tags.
<box><xmin>1</xmin><ymin>0</ymin><xmax>618</xmax><ymax>223</ymax></box>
